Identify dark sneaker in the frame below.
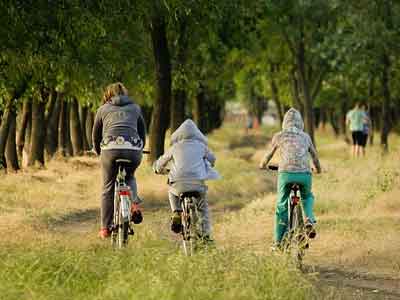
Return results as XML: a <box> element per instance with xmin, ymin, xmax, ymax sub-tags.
<box><xmin>304</xmin><ymin>220</ymin><xmax>317</xmax><ymax>239</ymax></box>
<box><xmin>131</xmin><ymin>203</ymin><xmax>143</xmax><ymax>224</ymax></box>
<box><xmin>99</xmin><ymin>228</ymin><xmax>111</xmax><ymax>239</ymax></box>
<box><xmin>171</xmin><ymin>211</ymin><xmax>182</xmax><ymax>234</ymax></box>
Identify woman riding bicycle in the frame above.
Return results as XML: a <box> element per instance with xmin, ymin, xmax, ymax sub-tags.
<box><xmin>259</xmin><ymin>108</ymin><xmax>321</xmax><ymax>248</ymax></box>
<box><xmin>92</xmin><ymin>82</ymin><xmax>146</xmax><ymax>239</ymax></box>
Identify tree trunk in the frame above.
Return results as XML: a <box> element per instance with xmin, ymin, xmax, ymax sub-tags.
<box><xmin>22</xmin><ymin>107</ymin><xmax>32</xmax><ymax>168</ymax></box>
<box><xmin>69</xmin><ymin>98</ymin><xmax>83</xmax><ymax>156</ymax></box>
<box><xmin>290</xmin><ymin>69</ymin><xmax>304</xmax><ymax>115</ymax></box>
<box><xmin>5</xmin><ymin>109</ymin><xmax>19</xmax><ymax>171</ymax></box>
<box><xmin>329</xmin><ymin>110</ymin><xmax>340</xmax><ymax>137</ymax></box>
<box><xmin>28</xmin><ymin>97</ymin><xmax>46</xmax><ymax>166</ymax></box>
<box><xmin>296</xmin><ymin>38</ymin><xmax>315</xmax><ymax>144</ymax></box>
<box><xmin>339</xmin><ymin>100</ymin><xmax>348</xmax><ymax>136</ymax></box>
<box><xmin>58</xmin><ymin>98</ymin><xmax>69</xmax><ymax>156</ymax></box>
<box><xmin>17</xmin><ymin>98</ymin><xmax>32</xmax><ymax>158</ymax></box>
<box><xmin>171</xmin><ymin>90</ymin><xmax>186</xmax><ymax>132</ymax></box>
<box><xmin>79</xmin><ymin>104</ymin><xmax>89</xmax><ymax>150</ymax></box>
<box><xmin>380</xmin><ymin>52</ymin><xmax>391</xmax><ymax>153</ymax></box>
<box><xmin>270</xmin><ymin>77</ymin><xmax>283</xmax><ymax>125</ymax></box>
<box><xmin>46</xmin><ymin>92</ymin><xmax>61</xmax><ymax>157</ymax></box>
<box><xmin>0</xmin><ymin>99</ymin><xmax>13</xmax><ymax>169</ymax></box>
<box><xmin>194</xmin><ymin>86</ymin><xmax>208</xmax><ymax>133</ymax></box>
<box><xmin>148</xmin><ymin>15</ymin><xmax>172</xmax><ymax>163</ymax></box>
<box><xmin>170</xmin><ymin>17</ymin><xmax>188</xmax><ymax>132</ymax></box>
<box><xmin>86</xmin><ymin>109</ymin><xmax>94</xmax><ymax>150</ymax></box>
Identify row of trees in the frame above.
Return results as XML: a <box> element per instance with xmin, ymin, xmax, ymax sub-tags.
<box><xmin>231</xmin><ymin>0</ymin><xmax>400</xmax><ymax>151</ymax></box>
<box><xmin>1</xmin><ymin>0</ymin><xmax>400</xmax><ymax>173</ymax></box>
<box><xmin>0</xmin><ymin>1</ymin><xmax>240</xmax><ymax>171</ymax></box>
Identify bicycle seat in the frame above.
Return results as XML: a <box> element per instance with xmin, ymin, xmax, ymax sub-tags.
<box><xmin>116</xmin><ymin>159</ymin><xmax>132</xmax><ymax>164</ymax></box>
<box><xmin>179</xmin><ymin>191</ymin><xmax>201</xmax><ymax>199</ymax></box>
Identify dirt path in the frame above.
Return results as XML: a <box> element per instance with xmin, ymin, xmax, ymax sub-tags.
<box><xmin>310</xmin><ymin>265</ymin><xmax>400</xmax><ymax>299</ymax></box>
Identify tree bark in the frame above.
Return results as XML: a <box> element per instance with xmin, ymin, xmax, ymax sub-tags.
<box><xmin>28</xmin><ymin>97</ymin><xmax>46</xmax><ymax>166</ymax></box>
<box><xmin>22</xmin><ymin>106</ymin><xmax>32</xmax><ymax>168</ymax></box>
<box><xmin>58</xmin><ymin>98</ymin><xmax>69</xmax><ymax>156</ymax></box>
<box><xmin>171</xmin><ymin>90</ymin><xmax>186</xmax><ymax>132</ymax></box>
<box><xmin>0</xmin><ymin>99</ymin><xmax>13</xmax><ymax>169</ymax></box>
<box><xmin>329</xmin><ymin>110</ymin><xmax>340</xmax><ymax>137</ymax></box>
<box><xmin>380</xmin><ymin>52</ymin><xmax>391</xmax><ymax>153</ymax></box>
<box><xmin>5</xmin><ymin>109</ymin><xmax>19</xmax><ymax>171</ymax></box>
<box><xmin>17</xmin><ymin>98</ymin><xmax>32</xmax><ymax>158</ymax></box>
<box><xmin>46</xmin><ymin>92</ymin><xmax>61</xmax><ymax>157</ymax></box>
<box><xmin>270</xmin><ymin>77</ymin><xmax>283</xmax><ymax>125</ymax></box>
<box><xmin>194</xmin><ymin>86</ymin><xmax>207</xmax><ymax>133</ymax></box>
<box><xmin>69</xmin><ymin>98</ymin><xmax>83</xmax><ymax>156</ymax></box>
<box><xmin>148</xmin><ymin>15</ymin><xmax>172</xmax><ymax>163</ymax></box>
<box><xmin>170</xmin><ymin>17</ymin><xmax>188</xmax><ymax>132</ymax></box>
<box><xmin>79</xmin><ymin>104</ymin><xmax>89</xmax><ymax>150</ymax></box>
<box><xmin>85</xmin><ymin>109</ymin><xmax>94</xmax><ymax>150</ymax></box>
<box><xmin>296</xmin><ymin>37</ymin><xmax>315</xmax><ymax>143</ymax></box>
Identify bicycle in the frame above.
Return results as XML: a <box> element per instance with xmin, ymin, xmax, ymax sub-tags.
<box><xmin>110</xmin><ymin>150</ymin><xmax>149</xmax><ymax>249</ymax></box>
<box><xmin>110</xmin><ymin>159</ymin><xmax>135</xmax><ymax>248</ymax></box>
<box><xmin>179</xmin><ymin>191</ymin><xmax>203</xmax><ymax>256</ymax></box>
<box><xmin>264</xmin><ymin>165</ymin><xmax>310</xmax><ymax>268</ymax></box>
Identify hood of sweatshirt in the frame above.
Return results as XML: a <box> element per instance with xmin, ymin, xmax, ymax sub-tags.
<box><xmin>282</xmin><ymin>108</ymin><xmax>304</xmax><ymax>133</ymax></box>
<box><xmin>110</xmin><ymin>95</ymin><xmax>133</xmax><ymax>106</ymax></box>
<box><xmin>170</xmin><ymin>119</ymin><xmax>208</xmax><ymax>145</ymax></box>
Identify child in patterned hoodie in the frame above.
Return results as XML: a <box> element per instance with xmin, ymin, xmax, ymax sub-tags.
<box><xmin>153</xmin><ymin>119</ymin><xmax>220</xmax><ymax>241</ymax></box>
<box><xmin>259</xmin><ymin>108</ymin><xmax>321</xmax><ymax>247</ymax></box>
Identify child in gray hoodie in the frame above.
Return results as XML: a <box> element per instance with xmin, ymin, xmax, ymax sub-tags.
<box><xmin>153</xmin><ymin>119</ymin><xmax>220</xmax><ymax>240</ymax></box>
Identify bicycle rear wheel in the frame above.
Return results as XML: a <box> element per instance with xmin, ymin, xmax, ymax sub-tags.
<box><xmin>182</xmin><ymin>197</ymin><xmax>199</xmax><ymax>256</ymax></box>
<box><xmin>289</xmin><ymin>204</ymin><xmax>305</xmax><ymax>267</ymax></box>
<box><xmin>111</xmin><ymin>192</ymin><xmax>129</xmax><ymax>249</ymax></box>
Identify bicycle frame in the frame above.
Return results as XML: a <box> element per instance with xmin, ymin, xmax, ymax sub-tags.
<box><xmin>285</xmin><ymin>183</ymin><xmax>307</xmax><ymax>267</ymax></box>
<box><xmin>180</xmin><ymin>192</ymin><xmax>201</xmax><ymax>256</ymax></box>
<box><xmin>111</xmin><ymin>162</ymin><xmax>134</xmax><ymax>248</ymax></box>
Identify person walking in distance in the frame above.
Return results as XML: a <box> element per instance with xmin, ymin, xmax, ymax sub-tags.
<box><xmin>92</xmin><ymin>82</ymin><xmax>146</xmax><ymax>239</ymax></box>
<box><xmin>346</xmin><ymin>103</ymin><xmax>365</xmax><ymax>158</ymax></box>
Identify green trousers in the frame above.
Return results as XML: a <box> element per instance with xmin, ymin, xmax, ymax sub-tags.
<box><xmin>275</xmin><ymin>172</ymin><xmax>315</xmax><ymax>242</ymax></box>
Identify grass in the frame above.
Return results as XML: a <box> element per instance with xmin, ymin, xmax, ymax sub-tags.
<box><xmin>0</xmin><ymin>242</ymin><xmax>315</xmax><ymax>300</ymax></box>
<box><xmin>0</xmin><ymin>123</ymin><xmax>399</xmax><ymax>299</ymax></box>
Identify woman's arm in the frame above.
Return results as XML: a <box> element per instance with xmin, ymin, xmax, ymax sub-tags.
<box><xmin>137</xmin><ymin>109</ymin><xmax>146</xmax><ymax>148</ymax></box>
<box><xmin>92</xmin><ymin>109</ymin><xmax>103</xmax><ymax>155</ymax></box>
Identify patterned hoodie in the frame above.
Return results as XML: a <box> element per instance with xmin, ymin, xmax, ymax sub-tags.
<box><xmin>261</xmin><ymin>108</ymin><xmax>321</xmax><ymax>173</ymax></box>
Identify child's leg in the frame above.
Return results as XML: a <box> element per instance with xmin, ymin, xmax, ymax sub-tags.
<box><xmin>299</xmin><ymin>173</ymin><xmax>316</xmax><ymax>223</ymax></box>
<box><xmin>197</xmin><ymin>192</ymin><xmax>212</xmax><ymax>237</ymax></box>
<box><xmin>168</xmin><ymin>192</ymin><xmax>182</xmax><ymax>212</ymax></box>
<box><xmin>276</xmin><ymin>173</ymin><xmax>292</xmax><ymax>242</ymax></box>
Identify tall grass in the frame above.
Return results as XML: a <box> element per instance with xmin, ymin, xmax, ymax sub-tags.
<box><xmin>0</xmin><ymin>241</ymin><xmax>315</xmax><ymax>300</ymax></box>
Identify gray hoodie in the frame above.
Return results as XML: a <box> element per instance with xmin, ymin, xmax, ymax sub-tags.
<box><xmin>92</xmin><ymin>95</ymin><xmax>146</xmax><ymax>154</ymax></box>
<box><xmin>153</xmin><ymin>119</ymin><xmax>220</xmax><ymax>182</ymax></box>
<box><xmin>261</xmin><ymin>108</ymin><xmax>321</xmax><ymax>173</ymax></box>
